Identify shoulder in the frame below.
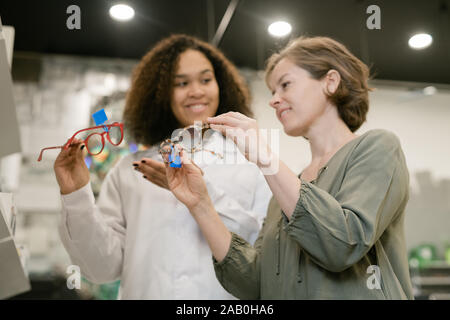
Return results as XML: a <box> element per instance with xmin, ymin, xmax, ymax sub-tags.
<box><xmin>347</xmin><ymin>129</ymin><xmax>406</xmax><ymax>169</ymax></box>
<box><xmin>355</xmin><ymin>129</ymin><xmax>402</xmax><ymax>154</ymax></box>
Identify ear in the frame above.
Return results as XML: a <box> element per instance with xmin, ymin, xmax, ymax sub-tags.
<box><xmin>322</xmin><ymin>69</ymin><xmax>341</xmax><ymax>96</ymax></box>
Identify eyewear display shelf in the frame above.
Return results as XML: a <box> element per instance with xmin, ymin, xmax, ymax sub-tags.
<box><xmin>0</xmin><ymin>193</ymin><xmax>31</xmax><ymax>299</ymax></box>
<box><xmin>410</xmin><ymin>262</ymin><xmax>450</xmax><ymax>300</ymax></box>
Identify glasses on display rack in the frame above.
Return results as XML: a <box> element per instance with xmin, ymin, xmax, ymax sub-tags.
<box><xmin>159</xmin><ymin>122</ymin><xmax>223</xmax><ymax>167</ymax></box>
<box><xmin>37</xmin><ymin>122</ymin><xmax>124</xmax><ymax>161</ymax></box>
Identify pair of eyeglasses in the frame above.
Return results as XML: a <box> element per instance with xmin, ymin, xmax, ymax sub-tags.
<box><xmin>37</xmin><ymin>122</ymin><xmax>124</xmax><ymax>161</ymax></box>
<box><xmin>159</xmin><ymin>123</ymin><xmax>223</xmax><ymax>166</ymax></box>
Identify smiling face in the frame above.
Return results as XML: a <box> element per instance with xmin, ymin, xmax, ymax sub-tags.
<box><xmin>170</xmin><ymin>49</ymin><xmax>220</xmax><ymax>127</ymax></box>
<box><xmin>268</xmin><ymin>58</ymin><xmax>330</xmax><ymax>137</ymax></box>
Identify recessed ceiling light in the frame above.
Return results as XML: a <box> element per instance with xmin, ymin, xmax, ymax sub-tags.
<box><xmin>109</xmin><ymin>4</ymin><xmax>135</xmax><ymax>21</ymax></box>
<box><xmin>423</xmin><ymin>86</ymin><xmax>437</xmax><ymax>95</ymax></box>
<box><xmin>268</xmin><ymin>21</ymin><xmax>292</xmax><ymax>37</ymax></box>
<box><xmin>408</xmin><ymin>33</ymin><xmax>432</xmax><ymax>49</ymax></box>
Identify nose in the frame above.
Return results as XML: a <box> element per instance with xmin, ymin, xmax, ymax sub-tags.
<box><xmin>188</xmin><ymin>82</ymin><xmax>205</xmax><ymax>98</ymax></box>
<box><xmin>269</xmin><ymin>92</ymin><xmax>281</xmax><ymax>109</ymax></box>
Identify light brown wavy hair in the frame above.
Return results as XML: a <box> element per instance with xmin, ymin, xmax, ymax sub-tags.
<box><xmin>123</xmin><ymin>34</ymin><xmax>252</xmax><ymax>146</ymax></box>
<box><xmin>265</xmin><ymin>36</ymin><xmax>372</xmax><ymax>132</ymax></box>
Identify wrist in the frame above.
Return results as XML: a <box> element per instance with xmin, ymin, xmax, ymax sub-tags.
<box><xmin>189</xmin><ymin>197</ymin><xmax>215</xmax><ymax>218</ymax></box>
<box><xmin>257</xmin><ymin>147</ymin><xmax>275</xmax><ymax>168</ymax></box>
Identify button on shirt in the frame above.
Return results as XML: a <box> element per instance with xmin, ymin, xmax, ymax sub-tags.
<box><xmin>58</xmin><ymin>131</ymin><xmax>271</xmax><ymax>299</ymax></box>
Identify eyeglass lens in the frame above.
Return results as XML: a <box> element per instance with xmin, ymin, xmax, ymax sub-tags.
<box><xmin>176</xmin><ymin>126</ymin><xmax>202</xmax><ymax>151</ymax></box>
<box><xmin>82</xmin><ymin>124</ymin><xmax>123</xmax><ymax>155</ymax></box>
<box><xmin>86</xmin><ymin>133</ymin><xmax>104</xmax><ymax>155</ymax></box>
<box><xmin>159</xmin><ymin>141</ymin><xmax>173</xmax><ymax>163</ymax></box>
<box><xmin>108</xmin><ymin>125</ymin><xmax>122</xmax><ymax>145</ymax></box>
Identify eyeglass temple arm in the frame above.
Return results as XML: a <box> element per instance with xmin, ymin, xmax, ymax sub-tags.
<box><xmin>37</xmin><ymin>123</ymin><xmax>122</xmax><ymax>162</ymax></box>
<box><xmin>37</xmin><ymin>145</ymin><xmax>65</xmax><ymax>161</ymax></box>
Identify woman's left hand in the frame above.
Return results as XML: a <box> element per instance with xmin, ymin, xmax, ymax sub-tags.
<box><xmin>207</xmin><ymin>112</ymin><xmax>272</xmax><ymax>167</ymax></box>
<box><xmin>133</xmin><ymin>158</ymin><xmax>169</xmax><ymax>190</ymax></box>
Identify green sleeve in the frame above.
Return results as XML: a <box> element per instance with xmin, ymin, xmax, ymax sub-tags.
<box><xmin>285</xmin><ymin>130</ymin><xmax>409</xmax><ymax>272</ymax></box>
<box><xmin>213</xmin><ymin>216</ymin><xmax>267</xmax><ymax>299</ymax></box>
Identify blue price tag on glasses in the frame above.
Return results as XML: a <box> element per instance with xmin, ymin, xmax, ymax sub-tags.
<box><xmin>169</xmin><ymin>146</ymin><xmax>182</xmax><ymax>168</ymax></box>
<box><xmin>92</xmin><ymin>109</ymin><xmax>109</xmax><ymax>132</ymax></box>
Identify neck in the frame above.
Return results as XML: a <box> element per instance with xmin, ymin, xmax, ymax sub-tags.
<box><xmin>304</xmin><ymin>105</ymin><xmax>357</xmax><ymax>162</ymax></box>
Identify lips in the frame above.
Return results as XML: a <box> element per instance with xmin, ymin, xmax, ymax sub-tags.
<box><xmin>277</xmin><ymin>107</ymin><xmax>292</xmax><ymax>121</ymax></box>
<box><xmin>185</xmin><ymin>103</ymin><xmax>208</xmax><ymax>113</ymax></box>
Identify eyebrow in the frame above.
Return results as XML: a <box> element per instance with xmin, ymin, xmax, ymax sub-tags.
<box><xmin>269</xmin><ymin>73</ymin><xmax>290</xmax><ymax>94</ymax></box>
<box><xmin>277</xmin><ymin>73</ymin><xmax>290</xmax><ymax>86</ymax></box>
<box><xmin>175</xmin><ymin>69</ymin><xmax>214</xmax><ymax>78</ymax></box>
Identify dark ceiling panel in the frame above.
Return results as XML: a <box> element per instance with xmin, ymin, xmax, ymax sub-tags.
<box><xmin>0</xmin><ymin>0</ymin><xmax>449</xmax><ymax>83</ymax></box>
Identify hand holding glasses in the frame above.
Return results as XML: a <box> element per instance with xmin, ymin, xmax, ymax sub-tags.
<box><xmin>38</xmin><ymin>122</ymin><xmax>124</xmax><ymax>161</ymax></box>
<box><xmin>159</xmin><ymin>122</ymin><xmax>223</xmax><ymax>167</ymax></box>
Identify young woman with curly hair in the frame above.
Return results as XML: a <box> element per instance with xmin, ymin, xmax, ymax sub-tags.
<box><xmin>54</xmin><ymin>34</ymin><xmax>271</xmax><ymax>299</ymax></box>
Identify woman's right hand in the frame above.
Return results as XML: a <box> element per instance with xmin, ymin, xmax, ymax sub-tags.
<box><xmin>207</xmin><ymin>112</ymin><xmax>273</xmax><ymax>168</ymax></box>
<box><xmin>54</xmin><ymin>138</ymin><xmax>90</xmax><ymax>195</ymax></box>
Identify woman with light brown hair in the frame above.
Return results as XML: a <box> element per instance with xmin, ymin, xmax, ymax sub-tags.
<box><xmin>165</xmin><ymin>36</ymin><xmax>414</xmax><ymax>299</ymax></box>
<box><xmin>54</xmin><ymin>34</ymin><xmax>271</xmax><ymax>299</ymax></box>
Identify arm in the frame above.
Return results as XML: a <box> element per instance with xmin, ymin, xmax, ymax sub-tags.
<box><xmin>191</xmin><ymin>200</ymin><xmax>263</xmax><ymax>299</ymax></box>
<box><xmin>166</xmin><ymin>151</ymin><xmax>262</xmax><ymax>299</ymax></box>
<box><xmin>164</xmin><ymin>151</ymin><xmax>232</xmax><ymax>262</ymax></box>
<box><xmin>135</xmin><ymin>155</ymin><xmax>271</xmax><ymax>245</ymax></box>
<box><xmin>189</xmin><ymin>198</ymin><xmax>232</xmax><ymax>262</ymax></box>
<box><xmin>260</xmin><ymin>152</ymin><xmax>301</xmax><ymax>219</ymax></box>
<box><xmin>58</xmin><ymin>165</ymin><xmax>126</xmax><ymax>284</ymax></box>
<box><xmin>203</xmin><ymin>165</ymin><xmax>270</xmax><ymax>245</ymax></box>
<box><xmin>207</xmin><ymin>112</ymin><xmax>301</xmax><ymax>218</ymax></box>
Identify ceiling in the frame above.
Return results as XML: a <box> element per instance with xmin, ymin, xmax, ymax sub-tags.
<box><xmin>1</xmin><ymin>0</ymin><xmax>449</xmax><ymax>84</ymax></box>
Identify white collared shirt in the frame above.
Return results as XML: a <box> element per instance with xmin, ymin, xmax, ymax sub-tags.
<box><xmin>58</xmin><ymin>131</ymin><xmax>271</xmax><ymax>299</ymax></box>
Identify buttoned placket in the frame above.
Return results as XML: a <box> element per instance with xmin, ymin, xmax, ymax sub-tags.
<box><xmin>311</xmin><ymin>166</ymin><xmax>328</xmax><ymax>184</ymax></box>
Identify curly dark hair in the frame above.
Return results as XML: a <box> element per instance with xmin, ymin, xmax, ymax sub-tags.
<box><xmin>123</xmin><ymin>34</ymin><xmax>253</xmax><ymax>146</ymax></box>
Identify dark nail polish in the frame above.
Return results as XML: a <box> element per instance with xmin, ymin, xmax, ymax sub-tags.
<box><xmin>143</xmin><ymin>176</ymin><xmax>147</xmax><ymax>179</ymax></box>
<box><xmin>132</xmin><ymin>163</ymin><xmax>138</xmax><ymax>167</ymax></box>
<box><xmin>141</xmin><ymin>160</ymin><xmax>146</xmax><ymax>163</ymax></box>
<box><xmin>80</xmin><ymin>145</ymin><xmax>85</xmax><ymax>150</ymax></box>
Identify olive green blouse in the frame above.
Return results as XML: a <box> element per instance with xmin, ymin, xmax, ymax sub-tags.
<box><xmin>213</xmin><ymin>129</ymin><xmax>414</xmax><ymax>299</ymax></box>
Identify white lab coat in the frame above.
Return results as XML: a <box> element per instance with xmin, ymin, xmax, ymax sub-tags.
<box><xmin>58</xmin><ymin>131</ymin><xmax>271</xmax><ymax>299</ymax></box>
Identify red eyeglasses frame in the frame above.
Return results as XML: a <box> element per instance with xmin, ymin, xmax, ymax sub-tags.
<box><xmin>37</xmin><ymin>122</ymin><xmax>124</xmax><ymax>161</ymax></box>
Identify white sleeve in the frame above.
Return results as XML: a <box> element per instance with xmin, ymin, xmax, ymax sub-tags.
<box><xmin>204</xmin><ymin>170</ymin><xmax>271</xmax><ymax>245</ymax></box>
<box><xmin>58</xmin><ymin>167</ymin><xmax>126</xmax><ymax>284</ymax></box>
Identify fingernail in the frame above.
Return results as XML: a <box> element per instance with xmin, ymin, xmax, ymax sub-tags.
<box><xmin>143</xmin><ymin>176</ymin><xmax>147</xmax><ymax>179</ymax></box>
<box><xmin>132</xmin><ymin>163</ymin><xmax>138</xmax><ymax>167</ymax></box>
<box><xmin>80</xmin><ymin>145</ymin><xmax>85</xmax><ymax>150</ymax></box>
<box><xmin>141</xmin><ymin>160</ymin><xmax>146</xmax><ymax>163</ymax></box>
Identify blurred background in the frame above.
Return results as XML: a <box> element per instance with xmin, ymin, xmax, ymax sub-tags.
<box><xmin>0</xmin><ymin>0</ymin><xmax>449</xmax><ymax>300</ymax></box>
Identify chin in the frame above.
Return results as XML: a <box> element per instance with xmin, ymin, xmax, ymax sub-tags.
<box><xmin>283</xmin><ymin>124</ymin><xmax>305</xmax><ymax>137</ymax></box>
<box><xmin>191</xmin><ymin>114</ymin><xmax>210</xmax><ymax>124</ymax></box>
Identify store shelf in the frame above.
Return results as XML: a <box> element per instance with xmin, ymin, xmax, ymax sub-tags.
<box><xmin>410</xmin><ymin>262</ymin><xmax>450</xmax><ymax>299</ymax></box>
<box><xmin>412</xmin><ymin>276</ymin><xmax>450</xmax><ymax>286</ymax></box>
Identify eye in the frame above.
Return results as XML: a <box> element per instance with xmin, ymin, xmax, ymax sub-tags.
<box><xmin>281</xmin><ymin>81</ymin><xmax>290</xmax><ymax>90</ymax></box>
<box><xmin>175</xmin><ymin>81</ymin><xmax>188</xmax><ymax>87</ymax></box>
<box><xmin>201</xmin><ymin>78</ymin><xmax>212</xmax><ymax>84</ymax></box>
